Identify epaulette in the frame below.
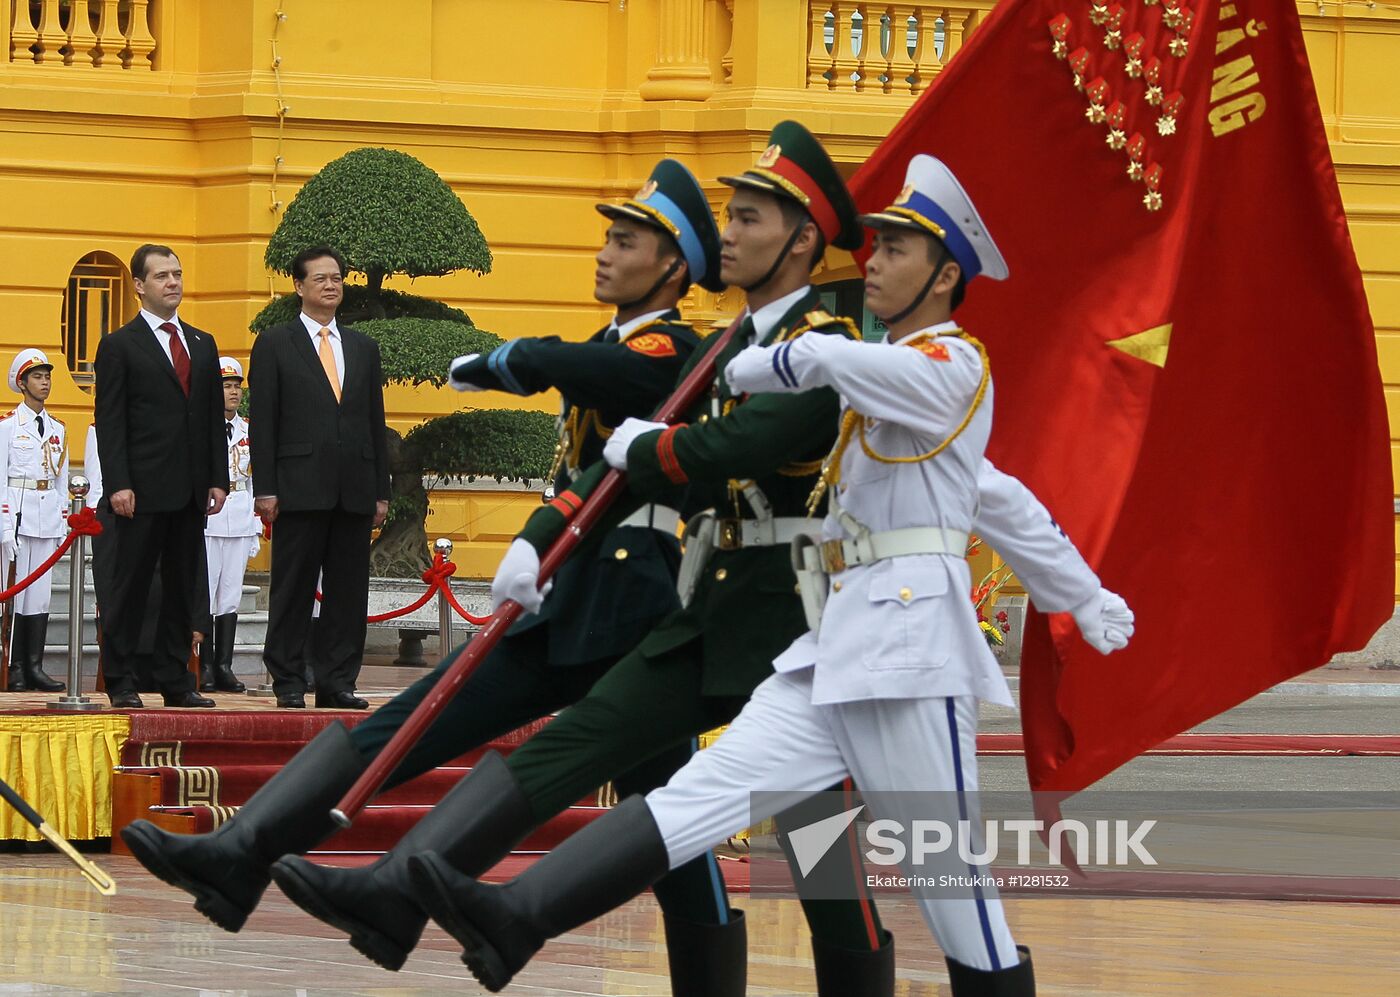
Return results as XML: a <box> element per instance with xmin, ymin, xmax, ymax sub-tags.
<box><xmin>779</xmin><ymin>310</ymin><xmax>860</xmax><ymax>343</ymax></box>
<box><xmin>0</xmin><ymin>411</ymin><xmax>12</xmax><ymax>422</ymax></box>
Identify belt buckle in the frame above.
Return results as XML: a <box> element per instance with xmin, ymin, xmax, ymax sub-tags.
<box><xmin>35</xmin><ymin>480</ymin><xmax>48</xmax><ymax>492</ymax></box>
<box><xmin>717</xmin><ymin>519</ymin><xmax>741</xmax><ymax>551</ymax></box>
<box><xmin>820</xmin><ymin>539</ymin><xmax>846</xmax><ymax>573</ymax></box>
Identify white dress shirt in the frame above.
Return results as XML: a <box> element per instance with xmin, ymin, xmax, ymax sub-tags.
<box><xmin>607</xmin><ymin>308</ymin><xmax>671</xmax><ymax>343</ymax></box>
<box><xmin>299</xmin><ymin>312</ymin><xmax>345</xmax><ymax>390</ymax></box>
<box><xmin>745</xmin><ymin>285</ymin><xmax>813</xmax><ymax>345</ymax></box>
<box><xmin>139</xmin><ymin>308</ymin><xmax>189</xmax><ymax>364</ymax></box>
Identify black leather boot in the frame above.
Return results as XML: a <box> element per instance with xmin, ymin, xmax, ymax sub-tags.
<box><xmin>20</xmin><ymin>615</ymin><xmax>63</xmax><ymax>692</ymax></box>
<box><xmin>120</xmin><ymin>722</ymin><xmax>366</xmax><ymax>932</ymax></box>
<box><xmin>663</xmin><ymin>910</ymin><xmax>748</xmax><ymax>997</ymax></box>
<box><xmin>212</xmin><ymin>614</ymin><xmax>244</xmax><ymax>692</ymax></box>
<box><xmin>270</xmin><ymin>751</ymin><xmax>534</xmax><ymax>971</ymax></box>
<box><xmin>813</xmin><ymin>930</ymin><xmax>895</xmax><ymax>996</ymax></box>
<box><xmin>408</xmin><ymin>794</ymin><xmax>671</xmax><ymax>993</ymax></box>
<box><xmin>947</xmin><ymin>945</ymin><xmax>1035</xmax><ymax>996</ymax></box>
<box><xmin>198</xmin><ymin>632</ymin><xmax>216</xmax><ymax>692</ymax></box>
<box><xmin>6</xmin><ymin>611</ymin><xmax>29</xmax><ymax>691</ymax></box>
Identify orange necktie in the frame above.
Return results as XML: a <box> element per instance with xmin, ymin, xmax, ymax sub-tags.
<box><xmin>318</xmin><ymin>327</ymin><xmax>341</xmax><ymax>402</ymax></box>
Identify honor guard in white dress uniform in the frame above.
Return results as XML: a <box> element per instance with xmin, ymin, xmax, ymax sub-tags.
<box><xmin>200</xmin><ymin>356</ymin><xmax>255</xmax><ymax>693</ymax></box>
<box><xmin>0</xmin><ymin>349</ymin><xmax>69</xmax><ymax>692</ymax></box>
<box><xmin>409</xmin><ymin>156</ymin><xmax>1136</xmax><ymax>997</ymax></box>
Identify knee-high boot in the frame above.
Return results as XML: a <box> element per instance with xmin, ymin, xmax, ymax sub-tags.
<box><xmin>662</xmin><ymin>910</ymin><xmax>748</xmax><ymax>997</ymax></box>
<box><xmin>270</xmin><ymin>751</ymin><xmax>535</xmax><ymax>971</ymax></box>
<box><xmin>812</xmin><ymin>930</ymin><xmax>895</xmax><ymax>996</ymax></box>
<box><xmin>6</xmin><ymin>610</ymin><xmax>29</xmax><ymax>691</ymax></box>
<box><xmin>198</xmin><ymin>628</ymin><xmax>216</xmax><ymax>691</ymax></box>
<box><xmin>947</xmin><ymin>945</ymin><xmax>1036</xmax><ymax>996</ymax></box>
<box><xmin>212</xmin><ymin>613</ymin><xmax>244</xmax><ymax>692</ymax></box>
<box><xmin>408</xmin><ymin>794</ymin><xmax>672</xmax><ymax>993</ymax></box>
<box><xmin>120</xmin><ymin>722</ymin><xmax>366</xmax><ymax>932</ymax></box>
<box><xmin>20</xmin><ymin>614</ymin><xmax>63</xmax><ymax>692</ymax></box>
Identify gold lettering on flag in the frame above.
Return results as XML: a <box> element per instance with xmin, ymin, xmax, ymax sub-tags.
<box><xmin>1210</xmin><ymin>5</ymin><xmax>1268</xmax><ymax>136</ymax></box>
<box><xmin>1108</xmin><ymin>323</ymin><xmax>1172</xmax><ymax>368</ymax></box>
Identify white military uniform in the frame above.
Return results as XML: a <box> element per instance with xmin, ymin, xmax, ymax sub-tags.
<box><xmin>205</xmin><ymin>416</ymin><xmax>258</xmax><ymax>616</ymax></box>
<box><xmin>643</xmin><ymin>157</ymin><xmax>1132</xmax><ymax>974</ymax></box>
<box><xmin>0</xmin><ymin>402</ymin><xmax>69</xmax><ymax>615</ymax></box>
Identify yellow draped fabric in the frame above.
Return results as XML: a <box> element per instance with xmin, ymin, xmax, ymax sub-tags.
<box><xmin>0</xmin><ymin>715</ymin><xmax>130</xmax><ymax>841</ymax></box>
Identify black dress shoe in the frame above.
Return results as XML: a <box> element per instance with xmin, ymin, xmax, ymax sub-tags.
<box><xmin>164</xmin><ymin>691</ymin><xmax>217</xmax><ymax>708</ymax></box>
<box><xmin>315</xmin><ymin>690</ymin><xmax>369</xmax><ymax>710</ymax></box>
<box><xmin>108</xmin><ymin>690</ymin><xmax>144</xmax><ymax>709</ymax></box>
<box><xmin>277</xmin><ymin>693</ymin><xmax>306</xmax><ymax>709</ymax></box>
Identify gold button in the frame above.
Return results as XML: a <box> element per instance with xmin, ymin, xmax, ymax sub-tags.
<box><xmin>832</xmin><ymin>581</ymin><xmax>842</xmax><ymax>592</ymax></box>
<box><xmin>699</xmin><ymin>414</ymin><xmax>710</xmax><ymax>423</ymax></box>
<box><xmin>715</xmin><ymin>568</ymin><xmax>728</xmax><ymax>581</ymax></box>
<box><xmin>794</xmin><ymin>583</ymin><xmax>801</xmax><ymax>594</ymax></box>
<box><xmin>899</xmin><ymin>586</ymin><xmax>913</xmax><ymax>601</ymax></box>
<box><xmin>614</xmin><ymin>548</ymin><xmax>629</xmax><ymax>561</ymax></box>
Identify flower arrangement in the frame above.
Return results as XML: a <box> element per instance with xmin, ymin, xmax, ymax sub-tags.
<box><xmin>967</xmin><ymin>536</ymin><xmax>1014</xmax><ymax>648</ymax></box>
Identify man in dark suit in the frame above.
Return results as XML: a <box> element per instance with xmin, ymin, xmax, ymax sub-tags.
<box><xmin>251</xmin><ymin>245</ymin><xmax>389</xmax><ymax>709</ymax></box>
<box><xmin>94</xmin><ymin>244</ymin><xmax>226</xmax><ymax>708</ymax></box>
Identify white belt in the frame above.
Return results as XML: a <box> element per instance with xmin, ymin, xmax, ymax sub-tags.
<box><xmin>618</xmin><ymin>504</ymin><xmax>682</xmax><ymax>535</ymax></box>
<box><xmin>716</xmin><ymin>516</ymin><xmax>817</xmax><ymax>551</ymax></box>
<box><xmin>819</xmin><ymin>526</ymin><xmax>969</xmax><ymax>573</ymax></box>
<box><xmin>7</xmin><ymin>477</ymin><xmax>52</xmax><ymax>491</ymax></box>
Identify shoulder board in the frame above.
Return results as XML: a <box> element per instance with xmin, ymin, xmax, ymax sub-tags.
<box><xmin>906</xmin><ymin>336</ymin><xmax>952</xmax><ymax>362</ymax></box>
<box><xmin>782</xmin><ymin>310</ymin><xmax>860</xmax><ymax>343</ymax></box>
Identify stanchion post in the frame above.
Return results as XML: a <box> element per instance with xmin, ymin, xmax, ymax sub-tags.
<box><xmin>434</xmin><ymin>538</ymin><xmax>453</xmax><ymax>660</ymax></box>
<box><xmin>47</xmin><ymin>475</ymin><xmax>101</xmax><ymax>712</ymax></box>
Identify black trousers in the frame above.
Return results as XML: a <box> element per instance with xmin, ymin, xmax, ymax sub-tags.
<box><xmin>264</xmin><ymin>507</ymin><xmax>372</xmax><ymax>698</ymax></box>
<box><xmin>99</xmin><ymin>504</ymin><xmax>200</xmax><ymax>698</ymax></box>
<box><xmin>350</xmin><ymin>628</ymin><xmax>735</xmax><ymax>928</ymax></box>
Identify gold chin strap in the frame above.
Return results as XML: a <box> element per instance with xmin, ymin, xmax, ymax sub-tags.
<box><xmin>806</xmin><ymin>331</ymin><xmax>990</xmax><ymax>516</ymax></box>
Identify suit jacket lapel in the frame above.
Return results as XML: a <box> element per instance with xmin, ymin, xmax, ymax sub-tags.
<box><xmin>289</xmin><ymin>324</ymin><xmax>341</xmax><ymax>404</ymax></box>
<box><xmin>132</xmin><ymin>321</ymin><xmax>185</xmax><ymax>395</ymax></box>
<box><xmin>339</xmin><ymin>330</ymin><xmax>360</xmax><ymax>403</ymax></box>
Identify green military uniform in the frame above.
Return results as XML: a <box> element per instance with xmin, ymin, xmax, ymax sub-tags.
<box><xmin>492</xmin><ymin>123</ymin><xmax>893</xmax><ymax>956</ymax></box>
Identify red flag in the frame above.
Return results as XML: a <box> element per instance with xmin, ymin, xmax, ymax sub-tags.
<box><xmin>850</xmin><ymin>0</ymin><xmax>1393</xmax><ymax>792</ymax></box>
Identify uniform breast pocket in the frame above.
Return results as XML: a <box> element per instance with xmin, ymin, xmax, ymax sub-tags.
<box><xmin>860</xmin><ymin>559</ymin><xmax>952</xmax><ymax>672</ymax></box>
<box><xmin>277</xmin><ymin>442</ymin><xmax>312</xmax><ymax>458</ymax></box>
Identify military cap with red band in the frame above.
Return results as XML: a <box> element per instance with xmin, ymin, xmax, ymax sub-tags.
<box><xmin>719</xmin><ymin>120</ymin><xmax>864</xmax><ymax>252</ymax></box>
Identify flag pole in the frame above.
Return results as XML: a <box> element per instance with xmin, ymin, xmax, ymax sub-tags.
<box><xmin>330</xmin><ymin>315</ymin><xmax>744</xmax><ymax>827</ymax></box>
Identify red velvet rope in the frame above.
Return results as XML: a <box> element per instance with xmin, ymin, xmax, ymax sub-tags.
<box><xmin>0</xmin><ymin>507</ymin><xmax>103</xmax><ymax>603</ymax></box>
<box><xmin>314</xmin><ymin>551</ymin><xmax>493</xmax><ymax>626</ymax></box>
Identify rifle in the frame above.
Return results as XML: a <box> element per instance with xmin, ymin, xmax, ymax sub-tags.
<box><xmin>0</xmin><ymin>479</ymin><xmax>26</xmax><ymax>691</ymax></box>
<box><xmin>331</xmin><ymin>314</ymin><xmax>746</xmax><ymax>826</ymax></box>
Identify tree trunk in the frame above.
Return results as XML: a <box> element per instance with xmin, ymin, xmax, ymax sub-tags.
<box><xmin>369</xmin><ymin>427</ymin><xmax>432</xmax><ymax>578</ymax></box>
<box><xmin>364</xmin><ymin>268</ymin><xmax>387</xmax><ymax>318</ymax></box>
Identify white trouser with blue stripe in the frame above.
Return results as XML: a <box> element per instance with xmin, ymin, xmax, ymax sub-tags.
<box><xmin>646</xmin><ymin>668</ymin><xmax>1020</xmax><ymax>971</ymax></box>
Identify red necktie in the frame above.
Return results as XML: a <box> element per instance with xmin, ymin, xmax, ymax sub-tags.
<box><xmin>162</xmin><ymin>321</ymin><xmax>190</xmax><ymax>396</ymax></box>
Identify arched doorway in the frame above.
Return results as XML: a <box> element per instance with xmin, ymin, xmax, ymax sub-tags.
<box><xmin>61</xmin><ymin>251</ymin><xmax>137</xmax><ymax>393</ymax></box>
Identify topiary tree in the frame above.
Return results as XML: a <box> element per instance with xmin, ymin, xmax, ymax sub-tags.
<box><xmin>256</xmin><ymin>147</ymin><xmax>550</xmax><ymax>577</ymax></box>
<box><xmin>265</xmin><ymin>147</ymin><xmax>491</xmax><ymax>303</ymax></box>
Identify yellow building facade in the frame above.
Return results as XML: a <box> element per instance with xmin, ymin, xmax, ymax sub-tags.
<box><xmin>3</xmin><ymin>0</ymin><xmax>1398</xmax><ymax>581</ymax></box>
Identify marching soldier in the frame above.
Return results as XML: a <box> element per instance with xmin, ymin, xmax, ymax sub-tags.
<box><xmin>199</xmin><ymin>357</ymin><xmax>254</xmax><ymax>693</ymax></box>
<box><xmin>406</xmin><ymin>156</ymin><xmax>1137</xmax><ymax>997</ymax></box>
<box><xmin>0</xmin><ymin>349</ymin><xmax>68</xmax><ymax>692</ymax></box>
<box><xmin>123</xmin><ymin>159</ymin><xmax>768</xmax><ymax>994</ymax></box>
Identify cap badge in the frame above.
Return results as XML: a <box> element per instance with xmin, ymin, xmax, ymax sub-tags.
<box><xmin>894</xmin><ymin>184</ymin><xmax>915</xmax><ymax>206</ymax></box>
<box><xmin>636</xmin><ymin>179</ymin><xmax>658</xmax><ymax>201</ymax></box>
<box><xmin>756</xmin><ymin>144</ymin><xmax>782</xmax><ymax>168</ymax></box>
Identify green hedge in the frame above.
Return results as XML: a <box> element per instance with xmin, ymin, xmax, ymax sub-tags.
<box><xmin>357</xmin><ymin>319</ymin><xmax>503</xmax><ymax>388</ymax></box>
<box><xmin>265</xmin><ymin>147</ymin><xmax>492</xmax><ymax>280</ymax></box>
<box><xmin>249</xmin><ymin>285</ymin><xmax>473</xmax><ymax>333</ymax></box>
<box><xmin>407</xmin><ymin>409</ymin><xmax>556</xmax><ymax>482</ymax></box>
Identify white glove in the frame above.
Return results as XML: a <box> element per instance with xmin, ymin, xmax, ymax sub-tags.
<box><xmin>602</xmin><ymin>417</ymin><xmax>669</xmax><ymax>471</ymax></box>
<box><xmin>724</xmin><ymin>343</ymin><xmax>788</xmax><ymax>395</ymax></box>
<box><xmin>449</xmin><ymin>354</ymin><xmax>487</xmax><ymax>392</ymax></box>
<box><xmin>1070</xmin><ymin>587</ymin><xmax>1135</xmax><ymax>655</ymax></box>
<box><xmin>247</xmin><ymin>534</ymin><xmax>261</xmax><ymax>559</ymax></box>
<box><xmin>490</xmin><ymin>538</ymin><xmax>554</xmax><ymax>614</ymax></box>
<box><xmin>1</xmin><ymin>535</ymin><xmax>14</xmax><ymax>565</ymax></box>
